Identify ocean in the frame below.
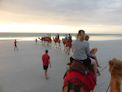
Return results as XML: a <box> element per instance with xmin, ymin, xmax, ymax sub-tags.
<box><xmin>0</xmin><ymin>32</ymin><xmax>122</xmax><ymax>41</ymax></box>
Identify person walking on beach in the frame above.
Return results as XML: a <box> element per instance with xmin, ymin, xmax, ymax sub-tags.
<box><xmin>14</xmin><ymin>39</ymin><xmax>18</xmax><ymax>51</ymax></box>
<box><xmin>35</xmin><ymin>38</ymin><xmax>37</xmax><ymax>44</ymax></box>
<box><xmin>42</xmin><ymin>50</ymin><xmax>51</xmax><ymax>79</ymax></box>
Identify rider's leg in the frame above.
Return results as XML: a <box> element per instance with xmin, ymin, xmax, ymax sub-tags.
<box><xmin>91</xmin><ymin>58</ymin><xmax>97</xmax><ymax>76</ymax></box>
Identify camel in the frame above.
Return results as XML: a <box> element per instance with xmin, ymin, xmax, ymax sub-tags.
<box><xmin>63</xmin><ymin>47</ymin><xmax>103</xmax><ymax>92</ymax></box>
<box><xmin>109</xmin><ymin>58</ymin><xmax>122</xmax><ymax>92</ymax></box>
<box><xmin>38</xmin><ymin>37</ymin><xmax>52</xmax><ymax>46</ymax></box>
<box><xmin>63</xmin><ymin>60</ymin><xmax>96</xmax><ymax>92</ymax></box>
<box><xmin>62</xmin><ymin>39</ymin><xmax>72</xmax><ymax>55</ymax></box>
<box><xmin>53</xmin><ymin>37</ymin><xmax>60</xmax><ymax>48</ymax></box>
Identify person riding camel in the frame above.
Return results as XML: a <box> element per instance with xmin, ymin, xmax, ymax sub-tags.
<box><xmin>85</xmin><ymin>34</ymin><xmax>101</xmax><ymax>75</ymax></box>
<box><xmin>55</xmin><ymin>33</ymin><xmax>59</xmax><ymax>39</ymax></box>
<box><xmin>64</xmin><ymin>34</ymin><xmax>68</xmax><ymax>39</ymax></box>
<box><xmin>72</xmin><ymin>30</ymin><xmax>91</xmax><ymax>62</ymax></box>
<box><xmin>68</xmin><ymin>34</ymin><xmax>72</xmax><ymax>40</ymax></box>
<box><xmin>69</xmin><ymin>30</ymin><xmax>98</xmax><ymax>75</ymax></box>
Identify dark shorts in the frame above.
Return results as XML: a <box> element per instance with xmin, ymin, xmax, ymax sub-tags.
<box><xmin>43</xmin><ymin>65</ymin><xmax>48</xmax><ymax>70</ymax></box>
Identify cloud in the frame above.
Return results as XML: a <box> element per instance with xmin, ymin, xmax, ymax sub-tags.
<box><xmin>1</xmin><ymin>0</ymin><xmax>122</xmax><ymax>25</ymax></box>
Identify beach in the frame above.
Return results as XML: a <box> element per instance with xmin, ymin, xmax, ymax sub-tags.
<box><xmin>0</xmin><ymin>39</ymin><xmax>122</xmax><ymax>92</ymax></box>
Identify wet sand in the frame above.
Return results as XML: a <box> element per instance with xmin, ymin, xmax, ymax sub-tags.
<box><xmin>0</xmin><ymin>40</ymin><xmax>122</xmax><ymax>92</ymax></box>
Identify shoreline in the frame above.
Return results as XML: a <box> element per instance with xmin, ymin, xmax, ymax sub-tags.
<box><xmin>0</xmin><ymin>33</ymin><xmax>122</xmax><ymax>41</ymax></box>
<box><xmin>0</xmin><ymin>37</ymin><xmax>122</xmax><ymax>41</ymax></box>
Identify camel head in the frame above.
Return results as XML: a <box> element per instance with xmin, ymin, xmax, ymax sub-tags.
<box><xmin>109</xmin><ymin>58</ymin><xmax>122</xmax><ymax>79</ymax></box>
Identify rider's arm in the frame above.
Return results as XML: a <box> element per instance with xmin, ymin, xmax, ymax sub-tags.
<box><xmin>85</xmin><ymin>41</ymin><xmax>93</xmax><ymax>58</ymax></box>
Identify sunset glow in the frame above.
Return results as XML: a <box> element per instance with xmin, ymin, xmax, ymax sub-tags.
<box><xmin>0</xmin><ymin>23</ymin><xmax>76</xmax><ymax>33</ymax></box>
<box><xmin>0</xmin><ymin>0</ymin><xmax>122</xmax><ymax>34</ymax></box>
<box><xmin>0</xmin><ymin>22</ymin><xmax>122</xmax><ymax>34</ymax></box>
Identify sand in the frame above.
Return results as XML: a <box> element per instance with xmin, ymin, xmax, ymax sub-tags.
<box><xmin>0</xmin><ymin>40</ymin><xmax>122</xmax><ymax>92</ymax></box>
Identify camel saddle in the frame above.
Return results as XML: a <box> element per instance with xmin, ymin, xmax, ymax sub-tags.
<box><xmin>68</xmin><ymin>60</ymin><xmax>93</xmax><ymax>75</ymax></box>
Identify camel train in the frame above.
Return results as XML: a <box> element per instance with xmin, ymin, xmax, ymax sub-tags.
<box><xmin>38</xmin><ymin>34</ymin><xmax>72</xmax><ymax>52</ymax></box>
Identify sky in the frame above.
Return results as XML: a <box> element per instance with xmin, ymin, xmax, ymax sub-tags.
<box><xmin>0</xmin><ymin>0</ymin><xmax>122</xmax><ymax>33</ymax></box>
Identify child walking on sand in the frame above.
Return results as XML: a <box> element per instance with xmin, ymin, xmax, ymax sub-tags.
<box><xmin>42</xmin><ymin>50</ymin><xmax>51</xmax><ymax>79</ymax></box>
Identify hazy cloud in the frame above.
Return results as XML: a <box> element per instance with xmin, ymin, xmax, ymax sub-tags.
<box><xmin>1</xmin><ymin>0</ymin><xmax>122</xmax><ymax>25</ymax></box>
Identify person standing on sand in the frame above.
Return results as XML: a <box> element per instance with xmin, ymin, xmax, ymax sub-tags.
<box><xmin>35</xmin><ymin>38</ymin><xmax>37</xmax><ymax>44</ymax></box>
<box><xmin>42</xmin><ymin>50</ymin><xmax>51</xmax><ymax>79</ymax></box>
<box><xmin>14</xmin><ymin>39</ymin><xmax>18</xmax><ymax>51</ymax></box>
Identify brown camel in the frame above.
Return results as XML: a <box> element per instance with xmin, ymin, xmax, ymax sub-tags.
<box><xmin>53</xmin><ymin>37</ymin><xmax>60</xmax><ymax>47</ymax></box>
<box><xmin>109</xmin><ymin>58</ymin><xmax>122</xmax><ymax>92</ymax></box>
<box><xmin>62</xmin><ymin>39</ymin><xmax>72</xmax><ymax>55</ymax></box>
<box><xmin>38</xmin><ymin>37</ymin><xmax>52</xmax><ymax>46</ymax></box>
<box><xmin>63</xmin><ymin>60</ymin><xmax>96</xmax><ymax>92</ymax></box>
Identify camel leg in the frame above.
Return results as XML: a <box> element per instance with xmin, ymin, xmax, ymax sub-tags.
<box><xmin>65</xmin><ymin>47</ymin><xmax>70</xmax><ymax>55</ymax></box>
<box><xmin>63</xmin><ymin>87</ymin><xmax>74</xmax><ymax>92</ymax></box>
<box><xmin>116</xmin><ymin>78</ymin><xmax>121</xmax><ymax>92</ymax></box>
<box><xmin>110</xmin><ymin>77</ymin><xmax>121</xmax><ymax>92</ymax></box>
<box><xmin>63</xmin><ymin>86</ymin><xmax>85</xmax><ymax>92</ymax></box>
<box><xmin>59</xmin><ymin>42</ymin><xmax>61</xmax><ymax>47</ymax></box>
<box><xmin>67</xmin><ymin>47</ymin><xmax>69</xmax><ymax>55</ymax></box>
